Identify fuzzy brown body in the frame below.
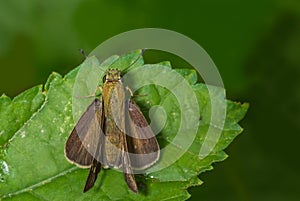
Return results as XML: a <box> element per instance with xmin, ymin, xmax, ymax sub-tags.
<box><xmin>102</xmin><ymin>79</ymin><xmax>127</xmax><ymax>168</ymax></box>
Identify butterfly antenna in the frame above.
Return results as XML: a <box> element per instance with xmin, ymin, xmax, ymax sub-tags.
<box><xmin>126</xmin><ymin>48</ymin><xmax>147</xmax><ymax>69</ymax></box>
<box><xmin>78</xmin><ymin>48</ymin><xmax>88</xmax><ymax>58</ymax></box>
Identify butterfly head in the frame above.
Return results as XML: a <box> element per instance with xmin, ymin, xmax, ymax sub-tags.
<box><xmin>105</xmin><ymin>68</ymin><xmax>121</xmax><ymax>82</ymax></box>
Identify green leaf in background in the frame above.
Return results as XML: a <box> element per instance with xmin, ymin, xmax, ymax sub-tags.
<box><xmin>0</xmin><ymin>50</ymin><xmax>248</xmax><ymax>200</ymax></box>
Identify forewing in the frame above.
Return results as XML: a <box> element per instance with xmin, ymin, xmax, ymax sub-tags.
<box><xmin>65</xmin><ymin>99</ymin><xmax>103</xmax><ymax>168</ymax></box>
<box><xmin>83</xmin><ymin>159</ymin><xmax>102</xmax><ymax>192</ymax></box>
<box><xmin>126</xmin><ymin>100</ymin><xmax>160</xmax><ymax>170</ymax></box>
<box><xmin>121</xmin><ymin>128</ymin><xmax>138</xmax><ymax>194</ymax></box>
<box><xmin>122</xmin><ymin>150</ymin><xmax>138</xmax><ymax>194</ymax></box>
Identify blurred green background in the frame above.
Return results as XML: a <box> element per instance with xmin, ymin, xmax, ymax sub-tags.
<box><xmin>1</xmin><ymin>0</ymin><xmax>299</xmax><ymax>200</ymax></box>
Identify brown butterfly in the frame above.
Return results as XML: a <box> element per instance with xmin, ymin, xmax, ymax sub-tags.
<box><xmin>65</xmin><ymin>68</ymin><xmax>160</xmax><ymax>193</ymax></box>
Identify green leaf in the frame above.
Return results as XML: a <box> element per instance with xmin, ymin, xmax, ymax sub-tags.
<box><xmin>0</xmin><ymin>50</ymin><xmax>249</xmax><ymax>200</ymax></box>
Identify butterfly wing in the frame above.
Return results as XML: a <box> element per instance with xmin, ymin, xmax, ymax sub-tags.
<box><xmin>122</xmin><ymin>149</ymin><xmax>138</xmax><ymax>194</ymax></box>
<box><xmin>65</xmin><ymin>98</ymin><xmax>104</xmax><ymax>168</ymax></box>
<box><xmin>125</xmin><ymin>100</ymin><xmax>160</xmax><ymax>170</ymax></box>
<box><xmin>83</xmin><ymin>158</ymin><xmax>102</xmax><ymax>192</ymax></box>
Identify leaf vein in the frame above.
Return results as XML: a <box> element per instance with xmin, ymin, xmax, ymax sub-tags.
<box><xmin>1</xmin><ymin>167</ymin><xmax>77</xmax><ymax>199</ymax></box>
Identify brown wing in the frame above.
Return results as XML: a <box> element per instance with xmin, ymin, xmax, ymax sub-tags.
<box><xmin>122</xmin><ymin>109</ymin><xmax>138</xmax><ymax>193</ymax></box>
<box><xmin>125</xmin><ymin>100</ymin><xmax>160</xmax><ymax>170</ymax></box>
<box><xmin>83</xmin><ymin>158</ymin><xmax>102</xmax><ymax>192</ymax></box>
<box><xmin>65</xmin><ymin>99</ymin><xmax>103</xmax><ymax>168</ymax></box>
<box><xmin>122</xmin><ymin>150</ymin><xmax>138</xmax><ymax>193</ymax></box>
